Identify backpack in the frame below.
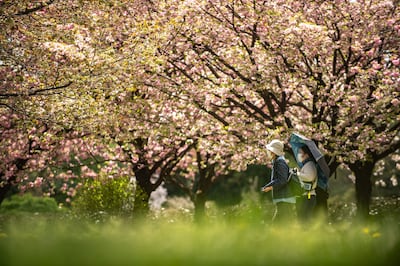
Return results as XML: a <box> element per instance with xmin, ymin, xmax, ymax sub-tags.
<box><xmin>287</xmin><ymin>172</ymin><xmax>302</xmax><ymax>197</ymax></box>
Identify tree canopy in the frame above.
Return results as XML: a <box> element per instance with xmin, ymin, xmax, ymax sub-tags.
<box><xmin>1</xmin><ymin>0</ymin><xmax>399</xmax><ymax>217</ymax></box>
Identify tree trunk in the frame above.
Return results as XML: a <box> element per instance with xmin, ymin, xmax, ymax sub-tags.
<box><xmin>193</xmin><ymin>191</ymin><xmax>207</xmax><ymax>223</ymax></box>
<box><xmin>192</xmin><ymin>152</ymin><xmax>215</xmax><ymax>222</ymax></box>
<box><xmin>349</xmin><ymin>161</ymin><xmax>374</xmax><ymax>219</ymax></box>
<box><xmin>132</xmin><ymin>169</ymin><xmax>152</xmax><ymax>215</ymax></box>
<box><xmin>0</xmin><ymin>182</ymin><xmax>12</xmax><ymax>206</ymax></box>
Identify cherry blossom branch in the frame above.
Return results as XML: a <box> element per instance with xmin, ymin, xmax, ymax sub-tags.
<box><xmin>375</xmin><ymin>139</ymin><xmax>400</xmax><ymax>161</ymax></box>
<box><xmin>0</xmin><ymin>81</ymin><xmax>73</xmax><ymax>98</ymax></box>
<box><xmin>16</xmin><ymin>0</ymin><xmax>56</xmax><ymax>16</ymax></box>
<box><xmin>154</xmin><ymin>140</ymin><xmax>197</xmax><ymax>190</ymax></box>
<box><xmin>192</xmin><ymin>99</ymin><xmax>246</xmax><ymax>142</ymax></box>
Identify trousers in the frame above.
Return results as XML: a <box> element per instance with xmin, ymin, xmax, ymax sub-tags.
<box><xmin>272</xmin><ymin>202</ymin><xmax>295</xmax><ymax>223</ymax></box>
<box><xmin>296</xmin><ymin>195</ymin><xmax>316</xmax><ymax>223</ymax></box>
<box><xmin>315</xmin><ymin>187</ymin><xmax>329</xmax><ymax>220</ymax></box>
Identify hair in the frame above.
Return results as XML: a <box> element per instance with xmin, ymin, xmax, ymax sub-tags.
<box><xmin>299</xmin><ymin>145</ymin><xmax>314</xmax><ymax>161</ymax></box>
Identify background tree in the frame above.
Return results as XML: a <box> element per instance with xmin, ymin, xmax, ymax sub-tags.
<box><xmin>0</xmin><ymin>0</ymin><xmax>87</xmax><ymax>204</ymax></box>
<box><xmin>169</xmin><ymin>130</ymin><xmax>262</xmax><ymax>221</ymax></box>
<box><xmin>1</xmin><ymin>0</ymin><xmax>209</xmax><ymax>213</ymax></box>
<box><xmin>0</xmin><ymin>0</ymin><xmax>143</xmax><ymax>205</ymax></box>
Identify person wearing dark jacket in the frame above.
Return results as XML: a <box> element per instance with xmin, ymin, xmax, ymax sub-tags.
<box><xmin>262</xmin><ymin>139</ymin><xmax>296</xmax><ymax>223</ymax></box>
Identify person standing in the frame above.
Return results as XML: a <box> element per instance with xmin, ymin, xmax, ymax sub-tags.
<box><xmin>295</xmin><ymin>145</ymin><xmax>318</xmax><ymax>223</ymax></box>
<box><xmin>262</xmin><ymin>139</ymin><xmax>296</xmax><ymax>223</ymax></box>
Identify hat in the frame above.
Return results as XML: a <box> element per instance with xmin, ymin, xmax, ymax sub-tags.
<box><xmin>266</xmin><ymin>139</ymin><xmax>285</xmax><ymax>156</ymax></box>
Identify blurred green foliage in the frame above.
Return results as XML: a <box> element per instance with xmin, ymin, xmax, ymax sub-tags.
<box><xmin>72</xmin><ymin>175</ymin><xmax>135</xmax><ymax>220</ymax></box>
<box><xmin>0</xmin><ymin>184</ymin><xmax>399</xmax><ymax>266</ymax></box>
<box><xmin>0</xmin><ymin>208</ymin><xmax>398</xmax><ymax>266</ymax></box>
<box><xmin>0</xmin><ymin>194</ymin><xmax>58</xmax><ymax>213</ymax></box>
<box><xmin>208</xmin><ymin>165</ymin><xmax>270</xmax><ymax>207</ymax></box>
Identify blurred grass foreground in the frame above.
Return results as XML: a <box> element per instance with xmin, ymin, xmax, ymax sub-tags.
<box><xmin>0</xmin><ymin>203</ymin><xmax>399</xmax><ymax>266</ymax></box>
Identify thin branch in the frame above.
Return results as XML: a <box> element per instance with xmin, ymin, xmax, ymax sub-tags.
<box><xmin>0</xmin><ymin>81</ymin><xmax>73</xmax><ymax>98</ymax></box>
<box><xmin>375</xmin><ymin>140</ymin><xmax>400</xmax><ymax>161</ymax></box>
<box><xmin>16</xmin><ymin>0</ymin><xmax>55</xmax><ymax>16</ymax></box>
<box><xmin>202</xmin><ymin>44</ymin><xmax>252</xmax><ymax>83</ymax></box>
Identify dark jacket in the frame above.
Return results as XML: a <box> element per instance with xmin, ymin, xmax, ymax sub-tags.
<box><xmin>265</xmin><ymin>156</ymin><xmax>292</xmax><ymax>200</ymax></box>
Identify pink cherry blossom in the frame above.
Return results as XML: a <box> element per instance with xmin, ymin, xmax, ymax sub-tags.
<box><xmin>372</xmin><ymin>62</ymin><xmax>382</xmax><ymax>70</ymax></box>
<box><xmin>391</xmin><ymin>98</ymin><xmax>400</xmax><ymax>107</ymax></box>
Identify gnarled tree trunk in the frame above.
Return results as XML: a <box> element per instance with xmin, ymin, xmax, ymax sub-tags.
<box><xmin>349</xmin><ymin>161</ymin><xmax>374</xmax><ymax>219</ymax></box>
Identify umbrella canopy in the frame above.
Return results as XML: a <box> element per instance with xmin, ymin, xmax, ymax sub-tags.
<box><xmin>289</xmin><ymin>133</ymin><xmax>330</xmax><ymax>189</ymax></box>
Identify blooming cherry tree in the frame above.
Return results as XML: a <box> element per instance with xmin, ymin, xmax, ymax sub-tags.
<box><xmin>156</xmin><ymin>0</ymin><xmax>400</xmax><ymax>217</ymax></box>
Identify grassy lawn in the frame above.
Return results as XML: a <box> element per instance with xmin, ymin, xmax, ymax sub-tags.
<box><xmin>0</xmin><ymin>207</ymin><xmax>399</xmax><ymax>266</ymax></box>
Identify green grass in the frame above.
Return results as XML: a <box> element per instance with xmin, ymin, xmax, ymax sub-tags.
<box><xmin>0</xmin><ymin>210</ymin><xmax>399</xmax><ymax>266</ymax></box>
